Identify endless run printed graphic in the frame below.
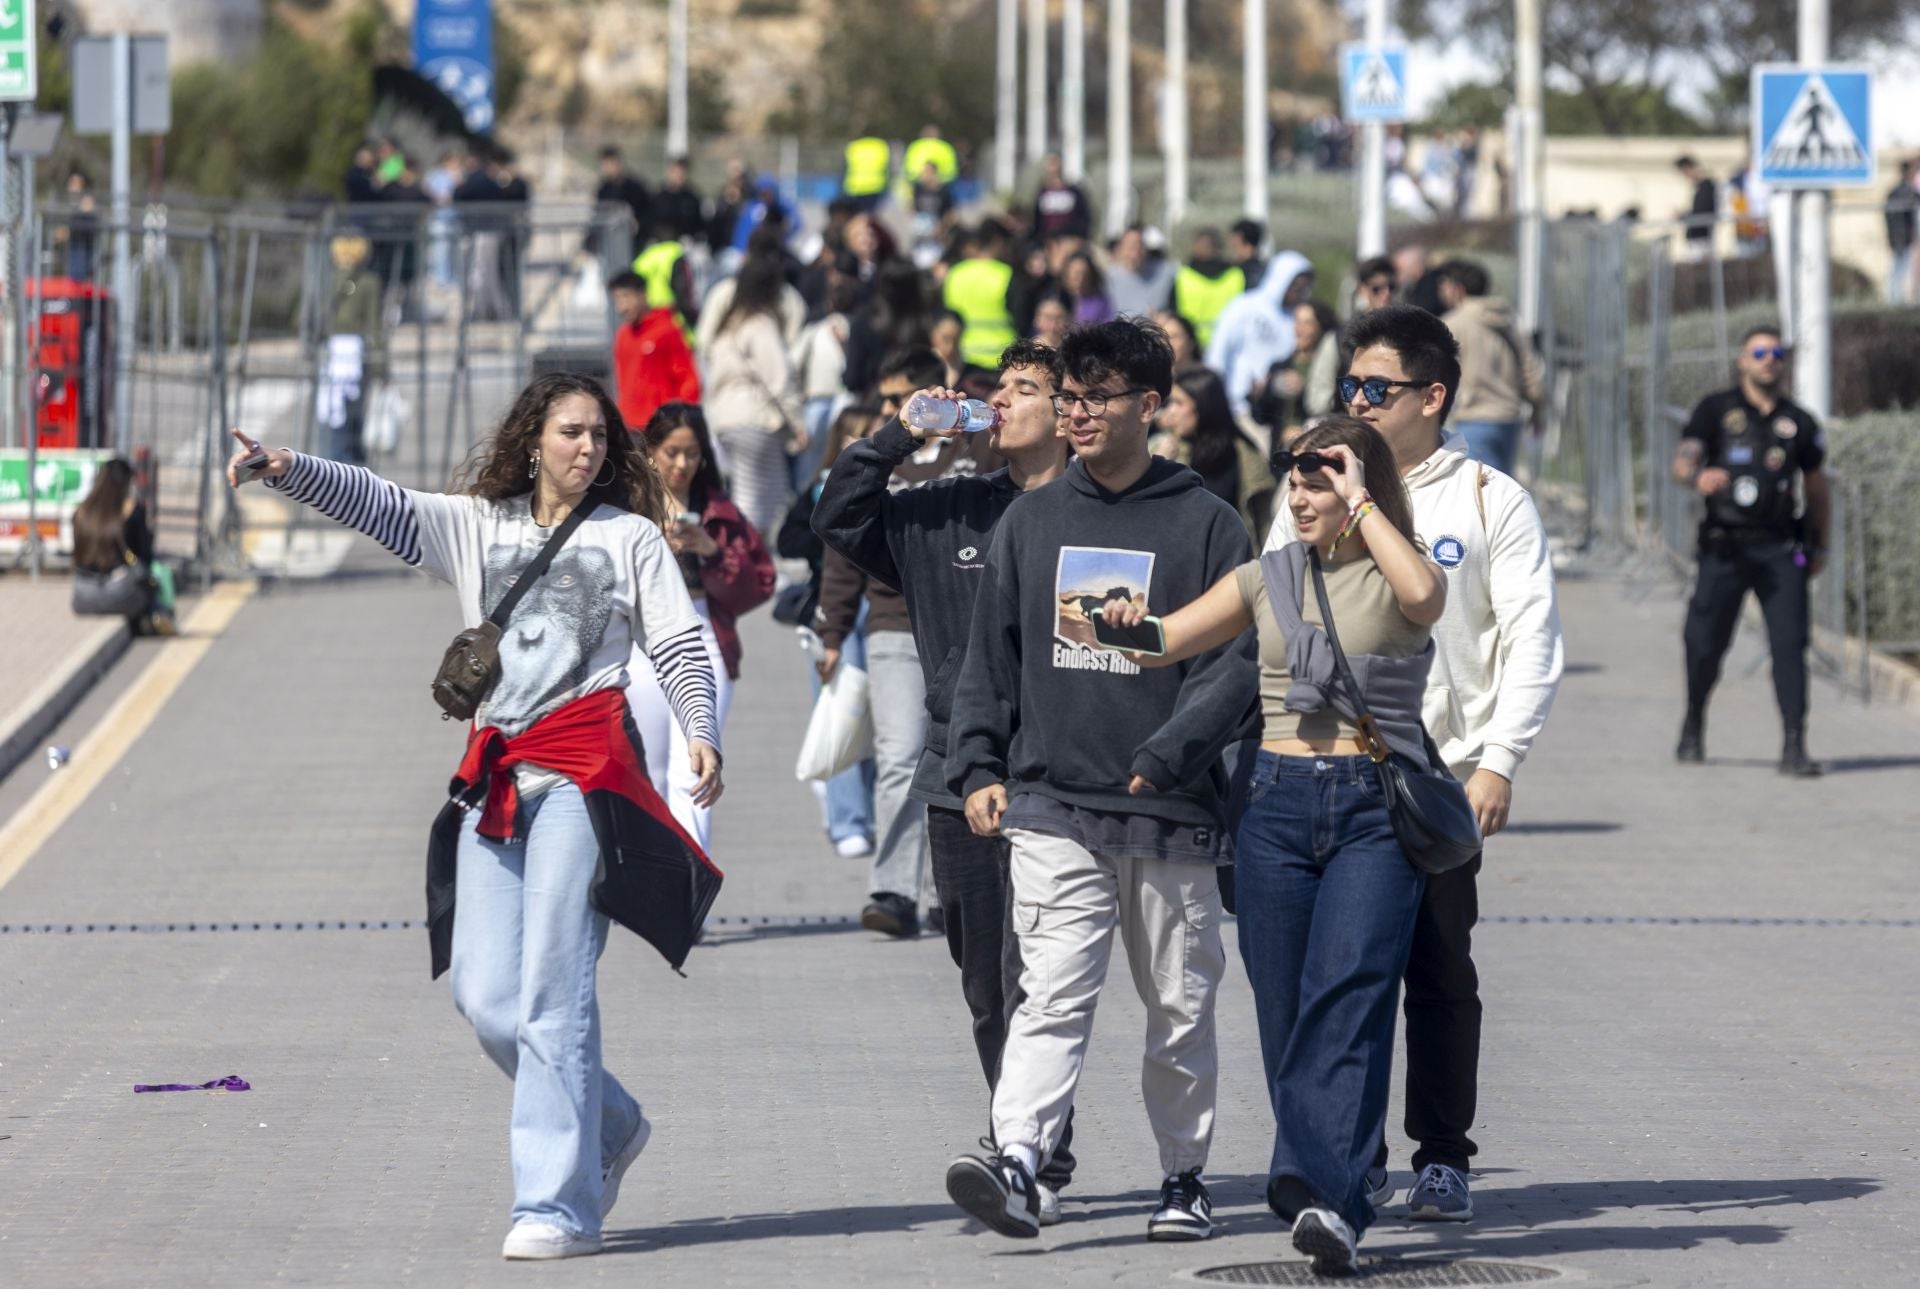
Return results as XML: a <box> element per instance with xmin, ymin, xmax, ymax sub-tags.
<box><xmin>1053</xmin><ymin>545</ymin><xmax>1153</xmax><ymax>675</ymax></box>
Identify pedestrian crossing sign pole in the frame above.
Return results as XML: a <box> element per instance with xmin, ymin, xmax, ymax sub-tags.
<box><xmin>1752</xmin><ymin>65</ymin><xmax>1874</xmax><ymax>188</ymax></box>
<box><xmin>1340</xmin><ymin>43</ymin><xmax>1407</xmax><ymax>125</ymax></box>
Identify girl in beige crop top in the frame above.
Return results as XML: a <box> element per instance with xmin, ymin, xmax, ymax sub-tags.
<box><xmin>1099</xmin><ymin>421</ymin><xmax>1446</xmax><ymax>756</ymax></box>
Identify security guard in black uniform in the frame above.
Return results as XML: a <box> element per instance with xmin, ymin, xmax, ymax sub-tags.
<box><xmin>1670</xmin><ymin>323</ymin><xmax>1830</xmax><ymax>777</ymax></box>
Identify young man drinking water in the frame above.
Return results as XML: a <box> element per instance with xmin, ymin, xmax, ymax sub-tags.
<box><xmin>812</xmin><ymin>341</ymin><xmax>1083</xmax><ymax>1221</ymax></box>
<box><xmin>943</xmin><ymin>318</ymin><xmax>1258</xmax><ymax>1241</ymax></box>
<box><xmin>1265</xmin><ymin>304</ymin><xmax>1563</xmax><ymax>1224</ymax></box>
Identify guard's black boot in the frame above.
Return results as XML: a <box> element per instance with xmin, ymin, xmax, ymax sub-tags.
<box><xmin>1779</xmin><ymin>726</ymin><xmax>1822</xmax><ymax>778</ymax></box>
<box><xmin>1675</xmin><ymin>710</ymin><xmax>1705</xmax><ymax>763</ymax></box>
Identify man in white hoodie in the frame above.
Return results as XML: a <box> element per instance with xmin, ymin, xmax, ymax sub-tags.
<box><xmin>1264</xmin><ymin>303</ymin><xmax>1563</xmax><ymax>1223</ymax></box>
<box><xmin>1206</xmin><ymin>251</ymin><xmax>1316</xmax><ymax>418</ymax></box>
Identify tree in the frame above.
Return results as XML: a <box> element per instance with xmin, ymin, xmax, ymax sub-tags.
<box><xmin>771</xmin><ymin>0</ymin><xmax>996</xmax><ymax>146</ymax></box>
<box><xmin>1397</xmin><ymin>0</ymin><xmax>1920</xmax><ymax>135</ymax></box>
<box><xmin>1422</xmin><ymin>79</ymin><xmax>1708</xmax><ymax>136</ymax></box>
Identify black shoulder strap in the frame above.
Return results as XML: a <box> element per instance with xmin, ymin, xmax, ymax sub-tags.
<box><xmin>1307</xmin><ymin>548</ymin><xmax>1389</xmax><ymax>762</ymax></box>
<box><xmin>487</xmin><ymin>504</ymin><xmax>590</xmax><ymax>628</ymax></box>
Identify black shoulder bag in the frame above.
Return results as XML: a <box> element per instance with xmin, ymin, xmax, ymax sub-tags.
<box><xmin>1308</xmin><ymin>549</ymin><xmax>1482</xmax><ymax>875</ymax></box>
<box><xmin>432</xmin><ymin>506</ymin><xmax>589</xmax><ymax>721</ymax></box>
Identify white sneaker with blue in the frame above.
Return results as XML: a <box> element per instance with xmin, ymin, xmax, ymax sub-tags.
<box><xmin>600</xmin><ymin>1114</ymin><xmax>652</xmax><ymax>1220</ymax></box>
<box><xmin>1406</xmin><ymin>1163</ymin><xmax>1473</xmax><ymax>1221</ymax></box>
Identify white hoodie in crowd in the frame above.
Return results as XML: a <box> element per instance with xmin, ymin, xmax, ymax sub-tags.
<box><xmin>1265</xmin><ymin>434</ymin><xmax>1564</xmax><ymax>782</ymax></box>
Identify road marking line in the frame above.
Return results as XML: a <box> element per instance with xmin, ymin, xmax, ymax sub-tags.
<box><xmin>0</xmin><ymin>580</ymin><xmax>257</xmax><ymax>891</ymax></box>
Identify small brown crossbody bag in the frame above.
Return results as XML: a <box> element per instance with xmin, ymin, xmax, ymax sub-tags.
<box><xmin>432</xmin><ymin>506</ymin><xmax>588</xmax><ymax>721</ymax></box>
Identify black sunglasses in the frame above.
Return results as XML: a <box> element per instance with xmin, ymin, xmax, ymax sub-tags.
<box><xmin>1338</xmin><ymin>375</ymin><xmax>1425</xmax><ymax>407</ymax></box>
<box><xmin>1272</xmin><ymin>450</ymin><xmax>1339</xmax><ymax>477</ymax></box>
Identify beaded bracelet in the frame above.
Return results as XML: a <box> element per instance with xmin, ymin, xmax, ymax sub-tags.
<box><xmin>1330</xmin><ymin>500</ymin><xmax>1378</xmax><ymax>556</ymax></box>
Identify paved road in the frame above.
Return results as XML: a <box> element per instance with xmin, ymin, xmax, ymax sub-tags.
<box><xmin>1</xmin><ymin>545</ymin><xmax>1916</xmax><ymax>1286</ymax></box>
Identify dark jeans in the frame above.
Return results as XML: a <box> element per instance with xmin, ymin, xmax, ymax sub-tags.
<box><xmin>926</xmin><ymin>804</ymin><xmax>1075</xmax><ymax>1189</ymax></box>
<box><xmin>1376</xmin><ymin>852</ymin><xmax>1483</xmax><ymax>1176</ymax></box>
<box><xmin>1683</xmin><ymin>538</ymin><xmax>1810</xmax><ymax>728</ymax></box>
<box><xmin>1236</xmin><ymin>752</ymin><xmax>1425</xmax><ymax>1233</ymax></box>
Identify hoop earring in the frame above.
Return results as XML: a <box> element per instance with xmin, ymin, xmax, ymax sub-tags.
<box><xmin>528</xmin><ymin>451</ymin><xmax>540</xmax><ymax>480</ymax></box>
<box><xmin>592</xmin><ymin>456</ymin><xmax>616</xmax><ymax>488</ymax></box>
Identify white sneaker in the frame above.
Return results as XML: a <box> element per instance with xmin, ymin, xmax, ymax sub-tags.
<box><xmin>1291</xmin><ymin>1206</ymin><xmax>1358</xmax><ymax>1276</ymax></box>
<box><xmin>601</xmin><ymin>1114</ymin><xmax>652</xmax><ymax>1219</ymax></box>
<box><xmin>1037</xmin><ymin>1182</ymin><xmax>1062</xmax><ymax>1226</ymax></box>
<box><xmin>501</xmin><ymin>1219</ymin><xmax>602</xmax><ymax>1260</ymax></box>
<box><xmin>835</xmin><ymin>835</ymin><xmax>874</xmax><ymax>859</ymax></box>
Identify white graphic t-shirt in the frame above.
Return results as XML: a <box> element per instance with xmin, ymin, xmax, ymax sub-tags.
<box><xmin>410</xmin><ymin>492</ymin><xmax>704</xmax><ymax>738</ymax></box>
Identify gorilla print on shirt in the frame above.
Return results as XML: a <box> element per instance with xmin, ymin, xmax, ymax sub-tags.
<box><xmin>480</xmin><ymin>541</ymin><xmax>618</xmax><ymax>722</ymax></box>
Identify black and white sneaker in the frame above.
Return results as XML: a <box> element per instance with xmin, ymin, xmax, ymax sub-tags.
<box><xmin>946</xmin><ymin>1141</ymin><xmax>1040</xmax><ymax>1239</ymax></box>
<box><xmin>1291</xmin><ymin>1205</ymin><xmax>1359</xmax><ymax>1275</ymax></box>
<box><xmin>1146</xmin><ymin>1170</ymin><xmax>1213</xmax><ymax>1241</ymax></box>
<box><xmin>1364</xmin><ymin>1165</ymin><xmax>1394</xmax><ymax>1207</ymax></box>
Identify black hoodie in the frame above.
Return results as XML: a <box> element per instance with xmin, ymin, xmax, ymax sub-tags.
<box><xmin>945</xmin><ymin>455</ymin><xmax>1258</xmax><ymax>830</ymax></box>
<box><xmin>813</xmin><ymin>421</ymin><xmax>1022</xmax><ymax>809</ymax></box>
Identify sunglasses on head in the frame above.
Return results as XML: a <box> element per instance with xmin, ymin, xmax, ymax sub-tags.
<box><xmin>1272</xmin><ymin>450</ymin><xmax>1338</xmax><ymax>477</ymax></box>
<box><xmin>1749</xmin><ymin>345</ymin><xmax>1787</xmax><ymax>362</ymax></box>
<box><xmin>1338</xmin><ymin>375</ymin><xmax>1424</xmax><ymax>407</ymax></box>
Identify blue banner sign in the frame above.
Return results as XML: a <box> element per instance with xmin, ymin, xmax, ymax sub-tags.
<box><xmin>414</xmin><ymin>0</ymin><xmax>495</xmax><ymax>135</ymax></box>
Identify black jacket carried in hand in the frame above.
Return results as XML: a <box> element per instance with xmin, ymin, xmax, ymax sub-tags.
<box><xmin>944</xmin><ymin>456</ymin><xmax>1258</xmax><ymax>827</ymax></box>
<box><xmin>813</xmin><ymin>421</ymin><xmax>1022</xmax><ymax>809</ymax></box>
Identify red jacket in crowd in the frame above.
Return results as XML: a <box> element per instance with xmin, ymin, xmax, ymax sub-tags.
<box><xmin>614</xmin><ymin>309</ymin><xmax>700</xmax><ymax>431</ymax></box>
<box><xmin>685</xmin><ymin>487</ymin><xmax>775</xmax><ymax>680</ymax></box>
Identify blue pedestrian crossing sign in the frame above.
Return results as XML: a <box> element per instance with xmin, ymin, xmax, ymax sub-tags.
<box><xmin>1752</xmin><ymin>65</ymin><xmax>1874</xmax><ymax>188</ymax></box>
<box><xmin>1341</xmin><ymin>44</ymin><xmax>1408</xmax><ymax>125</ymax></box>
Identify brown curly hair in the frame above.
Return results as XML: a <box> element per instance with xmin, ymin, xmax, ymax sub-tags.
<box><xmin>452</xmin><ymin>373</ymin><xmax>670</xmax><ymax>525</ymax></box>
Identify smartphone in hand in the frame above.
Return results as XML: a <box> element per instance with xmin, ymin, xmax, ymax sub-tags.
<box><xmin>234</xmin><ymin>452</ymin><xmax>272</xmax><ymax>484</ymax></box>
<box><xmin>1090</xmin><ymin>607</ymin><xmax>1167</xmax><ymax>656</ymax></box>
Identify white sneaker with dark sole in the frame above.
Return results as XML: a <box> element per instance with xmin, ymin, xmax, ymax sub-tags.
<box><xmin>600</xmin><ymin>1114</ymin><xmax>652</xmax><ymax>1220</ymax></box>
<box><xmin>945</xmin><ymin>1149</ymin><xmax>1040</xmax><ymax>1239</ymax></box>
<box><xmin>501</xmin><ymin>1220</ymin><xmax>603</xmax><ymax>1260</ymax></box>
<box><xmin>1290</xmin><ymin>1206</ymin><xmax>1358</xmax><ymax>1276</ymax></box>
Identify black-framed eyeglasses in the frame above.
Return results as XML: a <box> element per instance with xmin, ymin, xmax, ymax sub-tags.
<box><xmin>1338</xmin><ymin>375</ymin><xmax>1425</xmax><ymax>407</ymax></box>
<box><xmin>1748</xmin><ymin>345</ymin><xmax>1787</xmax><ymax>362</ymax></box>
<box><xmin>1052</xmin><ymin>387</ymin><xmax>1147</xmax><ymax>417</ymax></box>
<box><xmin>1271</xmin><ymin>450</ymin><xmax>1338</xmax><ymax>477</ymax></box>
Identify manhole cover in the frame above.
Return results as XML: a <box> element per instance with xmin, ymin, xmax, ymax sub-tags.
<box><xmin>1194</xmin><ymin>1259</ymin><xmax>1561</xmax><ymax>1286</ymax></box>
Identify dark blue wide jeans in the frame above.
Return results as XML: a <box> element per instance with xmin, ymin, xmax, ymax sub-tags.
<box><xmin>1235</xmin><ymin>751</ymin><xmax>1426</xmax><ymax>1233</ymax></box>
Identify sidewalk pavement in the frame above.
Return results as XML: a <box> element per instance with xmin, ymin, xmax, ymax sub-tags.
<box><xmin>0</xmin><ymin>555</ymin><xmax>1916</xmax><ymax>1286</ymax></box>
<box><xmin>0</xmin><ymin>574</ymin><xmax>130</xmax><ymax>782</ymax></box>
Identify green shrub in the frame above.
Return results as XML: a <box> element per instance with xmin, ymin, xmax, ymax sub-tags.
<box><xmin>1824</xmin><ymin>413</ymin><xmax>1920</xmax><ymax>651</ymax></box>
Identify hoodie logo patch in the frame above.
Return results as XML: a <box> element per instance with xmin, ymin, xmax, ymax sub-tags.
<box><xmin>1431</xmin><ymin>535</ymin><xmax>1467</xmax><ymax>569</ymax></box>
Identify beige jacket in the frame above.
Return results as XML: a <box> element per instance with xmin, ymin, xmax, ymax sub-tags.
<box><xmin>1444</xmin><ymin>295</ymin><xmax>1544</xmax><ymax>425</ymax></box>
<box><xmin>703</xmin><ymin>313</ymin><xmax>802</xmax><ymax>435</ymax></box>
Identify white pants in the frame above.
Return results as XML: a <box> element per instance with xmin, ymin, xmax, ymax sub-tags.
<box><xmin>626</xmin><ymin>598</ymin><xmax>734</xmax><ymax>852</ymax></box>
<box><xmin>713</xmin><ymin>424</ymin><xmax>791</xmax><ymax>544</ymax></box>
<box><xmin>994</xmin><ymin>827</ymin><xmax>1226</xmax><ymax>1177</ymax></box>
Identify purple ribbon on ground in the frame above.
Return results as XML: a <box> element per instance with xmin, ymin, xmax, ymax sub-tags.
<box><xmin>133</xmin><ymin>1075</ymin><xmax>251</xmax><ymax>1093</ymax></box>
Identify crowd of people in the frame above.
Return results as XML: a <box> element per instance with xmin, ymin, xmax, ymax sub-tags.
<box><xmin>195</xmin><ymin>135</ymin><xmax>1838</xmax><ymax>1276</ymax></box>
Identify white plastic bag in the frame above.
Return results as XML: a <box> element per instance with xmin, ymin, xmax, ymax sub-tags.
<box><xmin>364</xmin><ymin>384</ymin><xmax>412</xmax><ymax>456</ymax></box>
<box><xmin>571</xmin><ymin>257</ymin><xmax>606</xmax><ymax>315</ymax></box>
<box><xmin>794</xmin><ymin>663</ymin><xmax>872</xmax><ymax>782</ymax></box>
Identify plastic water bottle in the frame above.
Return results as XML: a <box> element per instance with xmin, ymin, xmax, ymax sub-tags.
<box><xmin>902</xmin><ymin>393</ymin><xmax>999</xmax><ymax>434</ymax></box>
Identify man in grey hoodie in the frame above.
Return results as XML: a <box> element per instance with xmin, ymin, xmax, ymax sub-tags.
<box><xmin>942</xmin><ymin>319</ymin><xmax>1258</xmax><ymax>1244</ymax></box>
<box><xmin>1438</xmin><ymin>259</ymin><xmax>1544</xmax><ymax>475</ymax></box>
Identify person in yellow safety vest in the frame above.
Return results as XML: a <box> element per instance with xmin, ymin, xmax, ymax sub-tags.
<box><xmin>843</xmin><ymin>136</ymin><xmax>892</xmax><ymax>213</ymax></box>
<box><xmin>943</xmin><ymin>221</ymin><xmax>1017</xmax><ymax>369</ymax></box>
<box><xmin>632</xmin><ymin>230</ymin><xmax>697</xmax><ymax>347</ymax></box>
<box><xmin>897</xmin><ymin>125</ymin><xmax>958</xmax><ymax>207</ymax></box>
<box><xmin>1172</xmin><ymin>228</ymin><xmax>1246</xmax><ymax>350</ymax></box>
